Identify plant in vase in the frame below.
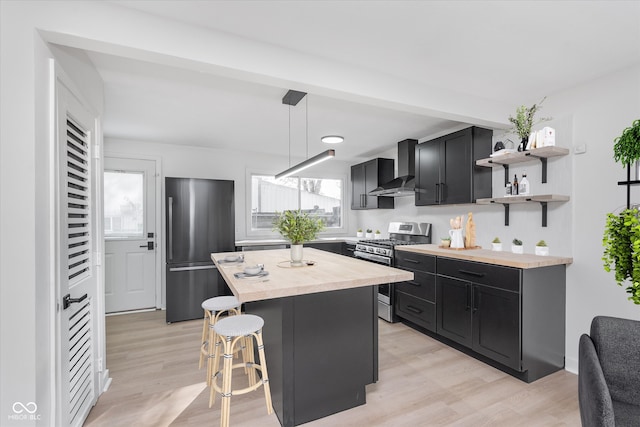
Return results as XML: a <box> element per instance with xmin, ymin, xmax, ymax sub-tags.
<box><xmin>374</xmin><ymin>230</ymin><xmax>382</xmax><ymax>239</ymax></box>
<box><xmin>602</xmin><ymin>208</ymin><xmax>640</xmax><ymax>304</ymax></box>
<box><xmin>535</xmin><ymin>240</ymin><xmax>549</xmax><ymax>256</ymax></box>
<box><xmin>507</xmin><ymin>96</ymin><xmax>551</xmax><ymax>151</ymax></box>
<box><xmin>356</xmin><ymin>228</ymin><xmax>363</xmax><ymax>238</ymax></box>
<box><xmin>511</xmin><ymin>238</ymin><xmax>523</xmax><ymax>254</ymax></box>
<box><xmin>491</xmin><ymin>237</ymin><xmax>502</xmax><ymax>251</ymax></box>
<box><xmin>273</xmin><ymin>210</ymin><xmax>324</xmax><ymax>266</ymax></box>
<box><xmin>440</xmin><ymin>237</ymin><xmax>451</xmax><ymax>248</ymax></box>
<box><xmin>365</xmin><ymin>228</ymin><xmax>374</xmax><ymax>239</ymax></box>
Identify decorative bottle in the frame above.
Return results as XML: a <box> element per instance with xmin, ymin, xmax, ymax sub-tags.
<box><xmin>505</xmin><ymin>182</ymin><xmax>512</xmax><ymax>196</ymax></box>
<box><xmin>520</xmin><ymin>171</ymin><xmax>530</xmax><ymax>195</ymax></box>
<box><xmin>513</xmin><ymin>174</ymin><xmax>519</xmax><ymax>195</ymax></box>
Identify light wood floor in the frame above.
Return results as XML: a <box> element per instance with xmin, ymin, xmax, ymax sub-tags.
<box><xmin>84</xmin><ymin>310</ymin><xmax>581</xmax><ymax>426</ymax></box>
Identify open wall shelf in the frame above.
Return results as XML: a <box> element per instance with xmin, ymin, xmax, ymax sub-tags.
<box><xmin>476</xmin><ymin>194</ymin><xmax>570</xmax><ymax>227</ymax></box>
<box><xmin>476</xmin><ymin>146</ymin><xmax>569</xmax><ymax>185</ymax></box>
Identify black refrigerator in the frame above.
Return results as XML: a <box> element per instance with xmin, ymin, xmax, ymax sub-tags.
<box><xmin>165</xmin><ymin>177</ymin><xmax>235</xmax><ymax>323</ymax></box>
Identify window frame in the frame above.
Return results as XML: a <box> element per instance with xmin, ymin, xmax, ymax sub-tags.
<box><xmin>245</xmin><ymin>169</ymin><xmax>348</xmax><ymax>238</ymax></box>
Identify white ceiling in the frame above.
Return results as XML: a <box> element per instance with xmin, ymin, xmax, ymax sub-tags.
<box><xmin>85</xmin><ymin>1</ymin><xmax>640</xmax><ymax>162</ymax></box>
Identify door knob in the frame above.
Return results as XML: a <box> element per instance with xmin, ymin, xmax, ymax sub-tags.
<box><xmin>140</xmin><ymin>242</ymin><xmax>154</xmax><ymax>250</ymax></box>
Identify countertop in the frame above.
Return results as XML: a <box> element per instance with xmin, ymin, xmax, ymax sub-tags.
<box><xmin>235</xmin><ymin>236</ymin><xmax>360</xmax><ymax>247</ymax></box>
<box><xmin>211</xmin><ymin>248</ymin><xmax>413</xmax><ymax>303</ymax></box>
<box><xmin>396</xmin><ymin>244</ymin><xmax>573</xmax><ymax>269</ymax></box>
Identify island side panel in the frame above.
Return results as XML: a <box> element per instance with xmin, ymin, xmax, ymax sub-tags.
<box><xmin>292</xmin><ymin>286</ymin><xmax>377</xmax><ymax>425</ymax></box>
<box><xmin>521</xmin><ymin>264</ymin><xmax>566</xmax><ymax>382</ymax></box>
<box><xmin>246</xmin><ymin>286</ymin><xmax>378</xmax><ymax>427</ymax></box>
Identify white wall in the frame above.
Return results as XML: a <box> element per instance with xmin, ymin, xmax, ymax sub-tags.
<box><xmin>1</xmin><ymin>3</ymin><xmax>105</xmax><ymax>425</ymax></box>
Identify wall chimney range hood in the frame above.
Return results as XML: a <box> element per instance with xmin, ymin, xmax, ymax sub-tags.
<box><xmin>369</xmin><ymin>139</ymin><xmax>418</xmax><ymax>197</ymax></box>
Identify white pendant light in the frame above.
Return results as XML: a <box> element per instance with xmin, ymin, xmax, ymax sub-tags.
<box><xmin>275</xmin><ymin>90</ymin><xmax>335</xmax><ymax>179</ymax></box>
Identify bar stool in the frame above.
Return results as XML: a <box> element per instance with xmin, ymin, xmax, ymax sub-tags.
<box><xmin>209</xmin><ymin>314</ymin><xmax>273</xmax><ymax>427</ymax></box>
<box><xmin>199</xmin><ymin>296</ymin><xmax>242</xmax><ymax>386</ymax></box>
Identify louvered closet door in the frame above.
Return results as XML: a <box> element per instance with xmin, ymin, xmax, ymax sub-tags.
<box><xmin>56</xmin><ymin>81</ymin><xmax>99</xmax><ymax>427</ymax></box>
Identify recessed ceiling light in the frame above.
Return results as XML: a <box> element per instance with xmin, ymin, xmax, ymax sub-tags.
<box><xmin>321</xmin><ymin>135</ymin><xmax>344</xmax><ymax>144</ymax></box>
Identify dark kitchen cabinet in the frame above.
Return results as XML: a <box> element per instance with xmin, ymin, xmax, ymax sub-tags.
<box><xmin>415</xmin><ymin>126</ymin><xmax>492</xmax><ymax>206</ymax></box>
<box><xmin>436</xmin><ymin>258</ymin><xmax>521</xmax><ymax>370</ymax></box>
<box><xmin>394</xmin><ymin>252</ymin><xmax>437</xmax><ymax>332</ymax></box>
<box><xmin>436</xmin><ymin>275</ymin><xmax>472</xmax><ymax>347</ymax></box>
<box><xmin>305</xmin><ymin>241</ymin><xmax>343</xmax><ymax>255</ymax></box>
<box><xmin>351</xmin><ymin>158</ymin><xmax>394</xmax><ymax>210</ymax></box>
<box><xmin>395</xmin><ymin>249</ymin><xmax>567</xmax><ymax>383</ymax></box>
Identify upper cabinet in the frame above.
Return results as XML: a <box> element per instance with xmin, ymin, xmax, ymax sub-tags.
<box><xmin>351</xmin><ymin>158</ymin><xmax>395</xmax><ymax>210</ymax></box>
<box><xmin>415</xmin><ymin>127</ymin><xmax>492</xmax><ymax>206</ymax></box>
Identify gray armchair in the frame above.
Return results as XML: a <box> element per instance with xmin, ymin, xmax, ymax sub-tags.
<box><xmin>579</xmin><ymin>316</ymin><xmax>640</xmax><ymax>426</ymax></box>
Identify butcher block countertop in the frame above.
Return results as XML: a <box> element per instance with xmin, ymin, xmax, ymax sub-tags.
<box><xmin>211</xmin><ymin>247</ymin><xmax>413</xmax><ymax>303</ymax></box>
<box><xmin>396</xmin><ymin>244</ymin><xmax>573</xmax><ymax>269</ymax></box>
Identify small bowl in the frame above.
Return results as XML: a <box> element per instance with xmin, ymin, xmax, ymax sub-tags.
<box><xmin>243</xmin><ymin>265</ymin><xmax>262</xmax><ymax>275</ymax></box>
<box><xmin>224</xmin><ymin>255</ymin><xmax>239</xmax><ymax>262</ymax></box>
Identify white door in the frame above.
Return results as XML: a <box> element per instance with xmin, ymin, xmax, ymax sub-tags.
<box><xmin>55</xmin><ymin>76</ymin><xmax>99</xmax><ymax>427</ymax></box>
<box><xmin>103</xmin><ymin>157</ymin><xmax>157</xmax><ymax>313</ymax></box>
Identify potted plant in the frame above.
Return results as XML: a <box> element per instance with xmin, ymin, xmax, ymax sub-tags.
<box><xmin>365</xmin><ymin>228</ymin><xmax>374</xmax><ymax>239</ymax></box>
<box><xmin>273</xmin><ymin>210</ymin><xmax>324</xmax><ymax>266</ymax></box>
<box><xmin>535</xmin><ymin>240</ymin><xmax>549</xmax><ymax>256</ymax></box>
<box><xmin>511</xmin><ymin>238</ymin><xmax>523</xmax><ymax>254</ymax></box>
<box><xmin>440</xmin><ymin>237</ymin><xmax>451</xmax><ymax>248</ymax></box>
<box><xmin>507</xmin><ymin>96</ymin><xmax>551</xmax><ymax>151</ymax></box>
<box><xmin>602</xmin><ymin>208</ymin><xmax>640</xmax><ymax>304</ymax></box>
<box><xmin>491</xmin><ymin>237</ymin><xmax>502</xmax><ymax>252</ymax></box>
<box><xmin>356</xmin><ymin>228</ymin><xmax>364</xmax><ymax>238</ymax></box>
<box><xmin>613</xmin><ymin>119</ymin><xmax>640</xmax><ymax>178</ymax></box>
<box><xmin>374</xmin><ymin>230</ymin><xmax>382</xmax><ymax>239</ymax></box>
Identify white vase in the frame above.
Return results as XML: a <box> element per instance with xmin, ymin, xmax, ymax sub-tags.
<box><xmin>492</xmin><ymin>243</ymin><xmax>502</xmax><ymax>251</ymax></box>
<box><xmin>511</xmin><ymin>245</ymin><xmax>523</xmax><ymax>254</ymax></box>
<box><xmin>290</xmin><ymin>244</ymin><xmax>304</xmax><ymax>266</ymax></box>
<box><xmin>449</xmin><ymin>229</ymin><xmax>464</xmax><ymax>249</ymax></box>
<box><xmin>535</xmin><ymin>246</ymin><xmax>549</xmax><ymax>256</ymax></box>
<box><xmin>356</xmin><ymin>231</ymin><xmax>363</xmax><ymax>238</ymax></box>
<box><xmin>374</xmin><ymin>233</ymin><xmax>381</xmax><ymax>239</ymax></box>
<box><xmin>365</xmin><ymin>232</ymin><xmax>374</xmax><ymax>239</ymax></box>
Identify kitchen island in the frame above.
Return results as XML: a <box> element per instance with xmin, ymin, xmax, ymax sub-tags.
<box><xmin>211</xmin><ymin>248</ymin><xmax>412</xmax><ymax>427</ymax></box>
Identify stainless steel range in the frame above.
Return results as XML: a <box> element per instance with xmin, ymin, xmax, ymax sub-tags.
<box><xmin>354</xmin><ymin>222</ymin><xmax>431</xmax><ymax>322</ymax></box>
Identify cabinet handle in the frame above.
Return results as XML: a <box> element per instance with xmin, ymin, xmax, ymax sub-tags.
<box><xmin>406</xmin><ymin>305</ymin><xmax>423</xmax><ymax>314</ymax></box>
<box><xmin>406</xmin><ymin>280</ymin><xmax>421</xmax><ymax>287</ymax></box>
<box><xmin>459</xmin><ymin>269</ymin><xmax>485</xmax><ymax>278</ymax></box>
<box><xmin>361</xmin><ymin>194</ymin><xmax>366</xmax><ymax>208</ymax></box>
<box><xmin>465</xmin><ymin>283</ymin><xmax>471</xmax><ymax>311</ymax></box>
<box><xmin>403</xmin><ymin>258</ymin><xmax>420</xmax><ymax>264</ymax></box>
<box><xmin>435</xmin><ymin>183</ymin><xmax>440</xmax><ymax>203</ymax></box>
<box><xmin>440</xmin><ymin>182</ymin><xmax>445</xmax><ymax>202</ymax></box>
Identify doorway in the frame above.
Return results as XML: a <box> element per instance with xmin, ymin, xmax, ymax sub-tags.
<box><xmin>103</xmin><ymin>156</ymin><xmax>160</xmax><ymax>313</ymax></box>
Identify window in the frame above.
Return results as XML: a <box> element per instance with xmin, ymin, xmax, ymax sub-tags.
<box><xmin>251</xmin><ymin>174</ymin><xmax>342</xmax><ymax>231</ymax></box>
<box><xmin>103</xmin><ymin>171</ymin><xmax>144</xmax><ymax>237</ymax></box>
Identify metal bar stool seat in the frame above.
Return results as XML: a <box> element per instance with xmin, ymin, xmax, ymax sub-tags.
<box><xmin>210</xmin><ymin>314</ymin><xmax>273</xmax><ymax>427</ymax></box>
<box><xmin>199</xmin><ymin>296</ymin><xmax>241</xmax><ymax>385</ymax></box>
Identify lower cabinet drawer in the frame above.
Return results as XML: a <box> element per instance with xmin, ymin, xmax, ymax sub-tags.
<box><xmin>395</xmin><ymin>271</ymin><xmax>435</xmax><ymax>302</ymax></box>
<box><xmin>395</xmin><ymin>291</ymin><xmax>436</xmax><ymax>332</ymax></box>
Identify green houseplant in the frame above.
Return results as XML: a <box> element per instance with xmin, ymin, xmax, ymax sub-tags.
<box><xmin>491</xmin><ymin>237</ymin><xmax>502</xmax><ymax>252</ymax></box>
<box><xmin>602</xmin><ymin>208</ymin><xmax>640</xmax><ymax>304</ymax></box>
<box><xmin>273</xmin><ymin>210</ymin><xmax>324</xmax><ymax>266</ymax></box>
<box><xmin>508</xmin><ymin>96</ymin><xmax>551</xmax><ymax>151</ymax></box>
<box><xmin>440</xmin><ymin>236</ymin><xmax>451</xmax><ymax>248</ymax></box>
<box><xmin>511</xmin><ymin>238</ymin><xmax>523</xmax><ymax>254</ymax></box>
<box><xmin>535</xmin><ymin>240</ymin><xmax>549</xmax><ymax>256</ymax></box>
<box><xmin>613</xmin><ymin>119</ymin><xmax>640</xmax><ymax>168</ymax></box>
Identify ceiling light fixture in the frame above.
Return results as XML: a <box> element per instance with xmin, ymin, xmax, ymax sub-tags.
<box><xmin>321</xmin><ymin>135</ymin><xmax>344</xmax><ymax>144</ymax></box>
<box><xmin>275</xmin><ymin>90</ymin><xmax>335</xmax><ymax>179</ymax></box>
